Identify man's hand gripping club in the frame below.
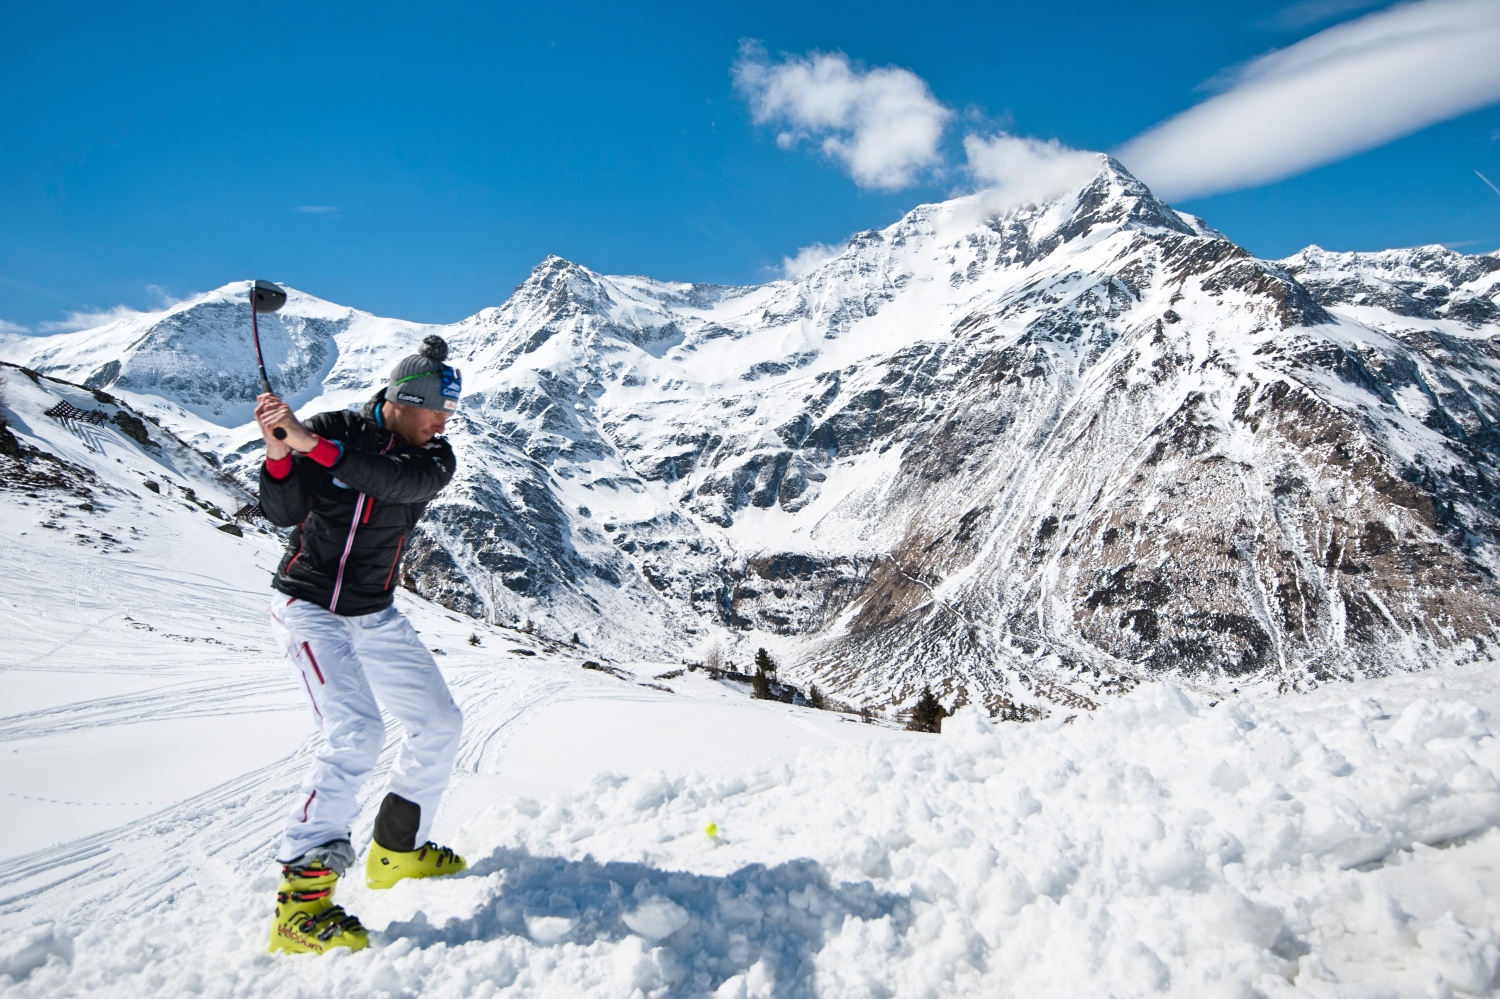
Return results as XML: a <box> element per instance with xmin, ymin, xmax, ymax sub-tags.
<box><xmin>255</xmin><ymin>393</ymin><xmax>318</xmax><ymax>460</ymax></box>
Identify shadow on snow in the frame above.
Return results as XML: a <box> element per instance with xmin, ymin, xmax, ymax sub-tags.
<box><xmin>383</xmin><ymin>846</ymin><xmax>909</xmax><ymax>997</ymax></box>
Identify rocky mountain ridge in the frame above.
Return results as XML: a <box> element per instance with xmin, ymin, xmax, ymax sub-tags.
<box><xmin>6</xmin><ymin>157</ymin><xmax>1499</xmax><ymax>715</ymax></box>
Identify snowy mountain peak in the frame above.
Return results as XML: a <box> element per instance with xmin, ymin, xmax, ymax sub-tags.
<box><xmin>517</xmin><ymin>255</ymin><xmax>619</xmax><ymax>314</ymax></box>
<box><xmin>1050</xmin><ymin>154</ymin><xmax>1196</xmax><ymax>240</ymax></box>
<box><xmin>921</xmin><ymin>156</ymin><xmax>1194</xmax><ymax>247</ymax></box>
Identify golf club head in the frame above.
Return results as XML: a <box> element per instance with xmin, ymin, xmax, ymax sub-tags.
<box><xmin>250</xmin><ymin>279</ymin><xmax>287</xmax><ymax>314</ymax></box>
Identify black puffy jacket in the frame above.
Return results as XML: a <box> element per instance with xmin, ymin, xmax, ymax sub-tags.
<box><xmin>259</xmin><ymin>391</ymin><xmax>456</xmax><ymax>616</ymax></box>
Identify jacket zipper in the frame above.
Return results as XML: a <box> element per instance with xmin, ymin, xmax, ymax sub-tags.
<box><xmin>327</xmin><ymin>432</ymin><xmax>398</xmax><ymax>613</ymax></box>
<box><xmin>328</xmin><ymin>495</ymin><xmax>365</xmax><ymax>613</ymax></box>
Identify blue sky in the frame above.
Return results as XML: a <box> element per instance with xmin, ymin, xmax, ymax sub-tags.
<box><xmin>2</xmin><ymin>0</ymin><xmax>1498</xmax><ymax>331</ymax></box>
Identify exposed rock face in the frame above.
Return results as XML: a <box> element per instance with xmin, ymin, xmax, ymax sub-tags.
<box><xmin>8</xmin><ymin>159</ymin><xmax>1500</xmax><ymax>712</ymax></box>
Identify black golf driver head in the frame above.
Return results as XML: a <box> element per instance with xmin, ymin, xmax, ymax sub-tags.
<box><xmin>251</xmin><ymin>279</ymin><xmax>287</xmax><ymax>313</ymax></box>
<box><xmin>249</xmin><ymin>279</ymin><xmax>289</xmax><ymax>438</ymax></box>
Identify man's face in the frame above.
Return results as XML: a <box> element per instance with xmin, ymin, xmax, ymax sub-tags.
<box><xmin>387</xmin><ymin>401</ymin><xmax>449</xmax><ymax>446</ymax></box>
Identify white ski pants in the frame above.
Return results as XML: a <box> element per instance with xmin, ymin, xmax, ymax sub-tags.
<box><xmin>270</xmin><ymin>597</ymin><xmax>463</xmax><ymax>863</ymax></box>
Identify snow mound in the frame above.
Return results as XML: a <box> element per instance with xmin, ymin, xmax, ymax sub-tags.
<box><xmin>8</xmin><ymin>673</ymin><xmax>1500</xmax><ymax>997</ymax></box>
<box><xmin>0</xmin><ymin>927</ymin><xmax>72</xmax><ymax>984</ymax></box>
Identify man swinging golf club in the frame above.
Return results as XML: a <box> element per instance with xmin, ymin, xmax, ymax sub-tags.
<box><xmin>254</xmin><ymin>332</ymin><xmax>466</xmax><ymax>954</ymax></box>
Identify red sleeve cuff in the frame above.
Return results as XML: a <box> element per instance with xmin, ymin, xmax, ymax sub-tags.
<box><xmin>305</xmin><ymin>436</ymin><xmax>343</xmax><ymax>468</ymax></box>
<box><xmin>264</xmin><ymin>454</ymin><xmax>293</xmax><ymax>480</ymax></box>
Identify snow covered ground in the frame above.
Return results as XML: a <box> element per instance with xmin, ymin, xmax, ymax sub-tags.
<box><xmin>3</xmin><ymin>369</ymin><xmax>1500</xmax><ymax>996</ymax></box>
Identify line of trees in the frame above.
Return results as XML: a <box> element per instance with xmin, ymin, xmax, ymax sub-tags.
<box><xmin>703</xmin><ymin>645</ymin><xmax>951</xmax><ymax>729</ymax></box>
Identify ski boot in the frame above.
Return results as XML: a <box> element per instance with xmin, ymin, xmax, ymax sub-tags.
<box><xmin>268</xmin><ymin>860</ymin><xmax>368</xmax><ymax>954</ymax></box>
<box><xmin>365</xmin><ymin>841</ymin><xmax>467</xmax><ymax>889</ymax></box>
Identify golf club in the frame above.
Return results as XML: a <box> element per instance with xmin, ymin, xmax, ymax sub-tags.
<box><xmin>249</xmin><ymin>279</ymin><xmax>289</xmax><ymax>439</ymax></box>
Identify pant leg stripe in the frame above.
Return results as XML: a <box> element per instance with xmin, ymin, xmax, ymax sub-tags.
<box><xmin>299</xmin><ymin>671</ymin><xmax>323</xmax><ymax>720</ymax></box>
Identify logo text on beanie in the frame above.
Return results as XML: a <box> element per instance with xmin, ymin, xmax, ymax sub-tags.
<box><xmin>397</xmin><ymin>391</ymin><xmax>425</xmax><ymax>405</ymax></box>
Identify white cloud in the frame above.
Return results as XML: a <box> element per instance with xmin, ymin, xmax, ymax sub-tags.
<box><xmin>732</xmin><ymin>47</ymin><xmax>1105</xmax><ymax>210</ymax></box>
<box><xmin>733</xmin><ymin>43</ymin><xmax>953</xmax><ymax>191</ymax></box>
<box><xmin>28</xmin><ymin>283</ymin><xmax>197</xmax><ymax>334</ymax></box>
<box><xmin>36</xmin><ymin>304</ymin><xmax>144</xmax><ymax>334</ymax></box>
<box><xmin>1117</xmin><ymin>0</ymin><xmax>1500</xmax><ymax>201</ymax></box>
<box><xmin>0</xmin><ymin>319</ymin><xmax>31</xmax><ymax>335</ymax></box>
<box><xmin>962</xmin><ymin>134</ymin><xmax>1104</xmax><ymax>211</ymax></box>
<box><xmin>779</xmin><ymin>241</ymin><xmax>844</xmax><ymax>278</ymax></box>
<box><xmin>145</xmin><ymin>284</ymin><xmax>192</xmax><ymax>308</ymax></box>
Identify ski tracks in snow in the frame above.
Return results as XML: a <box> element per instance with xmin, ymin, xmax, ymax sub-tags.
<box><xmin>0</xmin><ymin>614</ymin><xmax>582</xmax><ymax>932</ymax></box>
<box><xmin>0</xmin><ymin>675</ymin><xmax>295</xmax><ymax>741</ymax></box>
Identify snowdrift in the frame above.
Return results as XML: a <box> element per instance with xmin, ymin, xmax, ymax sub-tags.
<box><xmin>4</xmin><ymin>669</ymin><xmax>1500</xmax><ymax>997</ymax></box>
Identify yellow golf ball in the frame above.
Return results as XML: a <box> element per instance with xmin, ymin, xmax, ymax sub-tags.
<box><xmin>704</xmin><ymin>822</ymin><xmax>718</xmax><ymax>838</ymax></box>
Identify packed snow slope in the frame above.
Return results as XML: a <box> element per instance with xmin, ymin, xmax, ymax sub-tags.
<box><xmin>4</xmin><ymin>362</ymin><xmax>1500</xmax><ymax>996</ymax></box>
<box><xmin>6</xmin><ymin>158</ymin><xmax>1500</xmax><ymax>717</ymax></box>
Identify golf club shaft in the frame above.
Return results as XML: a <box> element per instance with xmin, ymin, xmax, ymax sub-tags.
<box><xmin>249</xmin><ymin>285</ymin><xmax>288</xmax><ymax>440</ymax></box>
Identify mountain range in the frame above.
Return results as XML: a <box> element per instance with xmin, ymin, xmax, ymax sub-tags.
<box><xmin>6</xmin><ymin>157</ymin><xmax>1499</xmax><ymax>715</ymax></box>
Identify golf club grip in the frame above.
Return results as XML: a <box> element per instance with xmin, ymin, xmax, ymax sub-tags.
<box><xmin>255</xmin><ymin>374</ymin><xmax>286</xmax><ymax>439</ymax></box>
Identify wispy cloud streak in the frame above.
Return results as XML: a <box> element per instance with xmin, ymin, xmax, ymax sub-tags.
<box><xmin>779</xmin><ymin>242</ymin><xmax>843</xmax><ymax>279</ymax></box>
<box><xmin>36</xmin><ymin>304</ymin><xmax>146</xmax><ymax>334</ymax></box>
<box><xmin>1117</xmin><ymin>0</ymin><xmax>1500</xmax><ymax>201</ymax></box>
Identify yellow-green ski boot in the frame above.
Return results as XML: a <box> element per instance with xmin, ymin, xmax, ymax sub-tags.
<box><xmin>268</xmin><ymin>860</ymin><xmax>368</xmax><ymax>955</ymax></box>
<box><xmin>365</xmin><ymin>841</ymin><xmax>467</xmax><ymax>889</ymax></box>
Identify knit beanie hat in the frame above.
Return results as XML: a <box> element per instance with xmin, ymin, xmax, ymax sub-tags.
<box><xmin>387</xmin><ymin>335</ymin><xmax>461</xmax><ymax>413</ymax></box>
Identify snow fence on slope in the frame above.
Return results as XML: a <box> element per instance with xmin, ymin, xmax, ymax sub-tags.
<box><xmin>7</xmin><ymin>680</ymin><xmax>1500</xmax><ymax>998</ymax></box>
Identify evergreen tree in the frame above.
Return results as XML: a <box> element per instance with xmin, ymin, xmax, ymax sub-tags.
<box><xmin>468</xmin><ymin>633</ymin><xmax>481</xmax><ymax>646</ymax></box>
<box><xmin>907</xmin><ymin>686</ymin><xmax>948</xmax><ymax>733</ymax></box>
<box><xmin>751</xmin><ymin>664</ymin><xmax>772</xmax><ymax>700</ymax></box>
<box><xmin>808</xmin><ymin>684</ymin><xmax>826</xmax><ymax>710</ymax></box>
<box><xmin>754</xmin><ymin>647</ymin><xmax>777</xmax><ymax>675</ymax></box>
